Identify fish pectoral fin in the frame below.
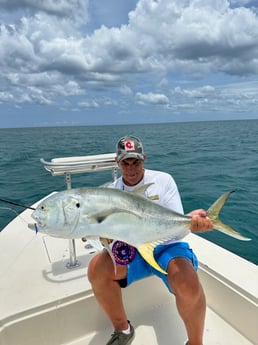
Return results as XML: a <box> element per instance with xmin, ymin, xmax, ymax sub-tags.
<box><xmin>137</xmin><ymin>241</ymin><xmax>167</xmax><ymax>275</ymax></box>
<box><xmin>89</xmin><ymin>208</ymin><xmax>136</xmax><ymax>224</ymax></box>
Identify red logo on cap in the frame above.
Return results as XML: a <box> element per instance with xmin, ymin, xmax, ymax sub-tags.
<box><xmin>125</xmin><ymin>140</ymin><xmax>135</xmax><ymax>151</ymax></box>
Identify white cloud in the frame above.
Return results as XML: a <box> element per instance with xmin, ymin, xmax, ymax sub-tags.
<box><xmin>136</xmin><ymin>92</ymin><xmax>169</xmax><ymax>105</ymax></box>
<box><xmin>173</xmin><ymin>85</ymin><xmax>215</xmax><ymax>97</ymax></box>
<box><xmin>78</xmin><ymin>100</ymin><xmax>99</xmax><ymax>108</ymax></box>
<box><xmin>0</xmin><ymin>91</ymin><xmax>14</xmax><ymax>102</ymax></box>
<box><xmin>170</xmin><ymin>81</ymin><xmax>258</xmax><ymax>114</ymax></box>
<box><xmin>120</xmin><ymin>85</ymin><xmax>133</xmax><ymax>96</ymax></box>
<box><xmin>0</xmin><ymin>0</ymin><xmax>89</xmax><ymax>19</ymax></box>
<box><xmin>0</xmin><ymin>0</ymin><xmax>257</xmax><ymax>126</ymax></box>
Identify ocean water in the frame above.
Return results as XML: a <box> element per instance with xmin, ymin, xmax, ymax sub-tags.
<box><xmin>0</xmin><ymin>120</ymin><xmax>257</xmax><ymax>265</ymax></box>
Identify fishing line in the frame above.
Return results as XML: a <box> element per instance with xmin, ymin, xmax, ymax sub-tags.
<box><xmin>0</xmin><ymin>209</ymin><xmax>38</xmax><ymax>278</ymax></box>
<box><xmin>0</xmin><ymin>206</ymin><xmax>33</xmax><ymax>226</ymax></box>
<box><xmin>0</xmin><ymin>197</ymin><xmax>36</xmax><ymax>210</ymax></box>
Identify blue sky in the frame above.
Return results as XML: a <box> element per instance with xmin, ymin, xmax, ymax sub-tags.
<box><xmin>0</xmin><ymin>0</ymin><xmax>257</xmax><ymax>128</ymax></box>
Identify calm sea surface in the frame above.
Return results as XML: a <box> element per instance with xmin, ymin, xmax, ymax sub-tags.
<box><xmin>0</xmin><ymin>120</ymin><xmax>257</xmax><ymax>264</ymax></box>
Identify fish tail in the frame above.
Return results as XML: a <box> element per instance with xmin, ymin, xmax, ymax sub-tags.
<box><xmin>207</xmin><ymin>191</ymin><xmax>251</xmax><ymax>241</ymax></box>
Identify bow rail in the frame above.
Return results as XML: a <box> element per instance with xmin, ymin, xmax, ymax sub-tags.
<box><xmin>40</xmin><ymin>153</ymin><xmax>117</xmax><ymax>176</ymax></box>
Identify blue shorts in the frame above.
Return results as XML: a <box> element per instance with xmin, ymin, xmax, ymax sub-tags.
<box><xmin>118</xmin><ymin>242</ymin><xmax>198</xmax><ymax>293</ymax></box>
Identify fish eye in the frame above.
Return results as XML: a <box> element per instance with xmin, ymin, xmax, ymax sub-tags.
<box><xmin>76</xmin><ymin>202</ymin><xmax>80</xmax><ymax>208</ymax></box>
<box><xmin>41</xmin><ymin>205</ymin><xmax>45</xmax><ymax>210</ymax></box>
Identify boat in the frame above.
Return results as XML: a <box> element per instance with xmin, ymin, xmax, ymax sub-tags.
<box><xmin>0</xmin><ymin>153</ymin><xmax>257</xmax><ymax>345</ymax></box>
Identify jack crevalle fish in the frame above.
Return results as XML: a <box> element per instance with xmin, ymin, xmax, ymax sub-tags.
<box><xmin>29</xmin><ymin>185</ymin><xmax>250</xmax><ymax>273</ymax></box>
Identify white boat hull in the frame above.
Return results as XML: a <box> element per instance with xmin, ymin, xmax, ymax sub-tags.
<box><xmin>0</xmin><ymin>205</ymin><xmax>257</xmax><ymax>345</ymax></box>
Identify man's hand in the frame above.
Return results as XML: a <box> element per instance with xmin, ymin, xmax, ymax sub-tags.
<box><xmin>187</xmin><ymin>209</ymin><xmax>213</xmax><ymax>233</ymax></box>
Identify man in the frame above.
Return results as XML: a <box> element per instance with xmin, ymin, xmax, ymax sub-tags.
<box><xmin>88</xmin><ymin>135</ymin><xmax>213</xmax><ymax>345</ymax></box>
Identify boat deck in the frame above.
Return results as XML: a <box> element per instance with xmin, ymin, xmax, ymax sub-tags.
<box><xmin>0</xmin><ymin>206</ymin><xmax>257</xmax><ymax>345</ymax></box>
<box><xmin>68</xmin><ymin>308</ymin><xmax>252</xmax><ymax>345</ymax></box>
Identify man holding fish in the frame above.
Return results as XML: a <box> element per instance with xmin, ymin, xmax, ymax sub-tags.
<box><xmin>88</xmin><ymin>135</ymin><xmax>213</xmax><ymax>345</ymax></box>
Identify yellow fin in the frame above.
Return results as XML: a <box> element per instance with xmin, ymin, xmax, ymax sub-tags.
<box><xmin>137</xmin><ymin>242</ymin><xmax>167</xmax><ymax>275</ymax></box>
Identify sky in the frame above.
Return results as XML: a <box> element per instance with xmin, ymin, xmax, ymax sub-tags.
<box><xmin>0</xmin><ymin>0</ymin><xmax>258</xmax><ymax>128</ymax></box>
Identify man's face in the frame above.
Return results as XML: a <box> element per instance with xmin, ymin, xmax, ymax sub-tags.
<box><xmin>118</xmin><ymin>157</ymin><xmax>145</xmax><ymax>186</ymax></box>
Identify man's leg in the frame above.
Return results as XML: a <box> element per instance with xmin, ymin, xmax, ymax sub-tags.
<box><xmin>167</xmin><ymin>257</ymin><xmax>206</xmax><ymax>345</ymax></box>
<box><xmin>88</xmin><ymin>251</ymin><xmax>129</xmax><ymax>331</ymax></box>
